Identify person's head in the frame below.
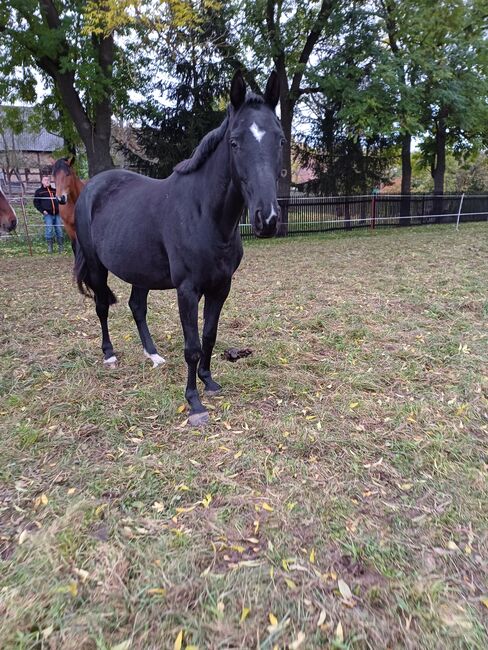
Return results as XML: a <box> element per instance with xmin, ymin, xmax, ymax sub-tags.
<box><xmin>41</xmin><ymin>175</ymin><xmax>51</xmax><ymax>188</ymax></box>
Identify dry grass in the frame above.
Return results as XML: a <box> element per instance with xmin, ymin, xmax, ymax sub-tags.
<box><xmin>0</xmin><ymin>224</ymin><xmax>487</xmax><ymax>649</ymax></box>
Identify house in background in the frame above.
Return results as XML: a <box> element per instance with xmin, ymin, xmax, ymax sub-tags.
<box><xmin>0</xmin><ymin>106</ymin><xmax>64</xmax><ymax>195</ymax></box>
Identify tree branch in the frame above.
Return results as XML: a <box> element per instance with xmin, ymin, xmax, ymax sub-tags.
<box><xmin>290</xmin><ymin>0</ymin><xmax>336</xmax><ymax>100</ymax></box>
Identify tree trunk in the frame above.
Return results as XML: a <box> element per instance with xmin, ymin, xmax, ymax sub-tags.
<box><xmin>431</xmin><ymin>117</ymin><xmax>446</xmax><ymax>221</ymax></box>
<box><xmin>276</xmin><ymin>63</ymin><xmax>293</xmax><ymax>236</ymax></box>
<box><xmin>400</xmin><ymin>133</ymin><xmax>411</xmax><ymax>226</ymax></box>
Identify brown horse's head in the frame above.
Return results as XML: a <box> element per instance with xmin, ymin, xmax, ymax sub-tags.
<box><xmin>0</xmin><ymin>189</ymin><xmax>17</xmax><ymax>233</ymax></box>
<box><xmin>53</xmin><ymin>156</ymin><xmax>77</xmax><ymax>205</ymax></box>
<box><xmin>53</xmin><ymin>156</ymin><xmax>84</xmax><ymax>242</ymax></box>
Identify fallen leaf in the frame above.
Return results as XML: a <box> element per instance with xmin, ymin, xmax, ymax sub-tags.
<box><xmin>240</xmin><ymin>607</ymin><xmax>250</xmax><ymax>623</ymax></box>
<box><xmin>201</xmin><ymin>494</ymin><xmax>212</xmax><ymax>508</ymax></box>
<box><xmin>349</xmin><ymin>402</ymin><xmax>359</xmax><ymax>409</ymax></box>
<box><xmin>338</xmin><ymin>578</ymin><xmax>353</xmax><ymax>601</ymax></box>
<box><xmin>335</xmin><ymin>621</ymin><xmax>344</xmax><ymax>643</ymax></box>
<box><xmin>447</xmin><ymin>540</ymin><xmax>460</xmax><ymax>551</ymax></box>
<box><xmin>262</xmin><ymin>502</ymin><xmax>273</xmax><ymax>512</ymax></box>
<box><xmin>42</xmin><ymin>625</ymin><xmax>54</xmax><ymax>640</ymax></box>
<box><xmin>309</xmin><ymin>548</ymin><xmax>315</xmax><ymax>564</ymax></box>
<box><xmin>73</xmin><ymin>568</ymin><xmax>89</xmax><ymax>582</ymax></box>
<box><xmin>174</xmin><ymin>629</ymin><xmax>184</xmax><ymax>650</ymax></box>
<box><xmin>234</xmin><ymin>450</ymin><xmax>243</xmax><ymax>459</ymax></box>
<box><xmin>398</xmin><ymin>483</ymin><xmax>413</xmax><ymax>491</ymax></box>
<box><xmin>285</xmin><ymin>578</ymin><xmax>297</xmax><ymax>590</ymax></box>
<box><xmin>317</xmin><ymin>609</ymin><xmax>326</xmax><ymax>627</ymax></box>
<box><xmin>480</xmin><ymin>597</ymin><xmax>488</xmax><ymax>609</ymax></box>
<box><xmin>18</xmin><ymin>530</ymin><xmax>29</xmax><ymax>545</ymax></box>
<box><xmin>147</xmin><ymin>588</ymin><xmax>166</xmax><ymax>596</ymax></box>
<box><xmin>177</xmin><ymin>404</ymin><xmax>186</xmax><ymax>413</ymax></box>
<box><xmin>269</xmin><ymin>613</ymin><xmax>278</xmax><ymax>627</ymax></box>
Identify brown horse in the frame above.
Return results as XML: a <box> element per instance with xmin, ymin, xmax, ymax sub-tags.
<box><xmin>52</xmin><ymin>156</ymin><xmax>85</xmax><ymax>243</ymax></box>
<box><xmin>0</xmin><ymin>188</ymin><xmax>17</xmax><ymax>234</ymax></box>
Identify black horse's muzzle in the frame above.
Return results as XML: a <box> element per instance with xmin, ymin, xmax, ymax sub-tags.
<box><xmin>253</xmin><ymin>204</ymin><xmax>281</xmax><ymax>238</ymax></box>
<box><xmin>7</xmin><ymin>218</ymin><xmax>17</xmax><ymax>232</ymax></box>
<box><xmin>57</xmin><ymin>194</ymin><xmax>67</xmax><ymax>205</ymax></box>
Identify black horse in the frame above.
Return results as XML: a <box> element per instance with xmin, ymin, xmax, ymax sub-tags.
<box><xmin>74</xmin><ymin>70</ymin><xmax>284</xmax><ymax>425</ymax></box>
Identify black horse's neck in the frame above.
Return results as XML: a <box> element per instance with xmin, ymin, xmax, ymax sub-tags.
<box><xmin>201</xmin><ymin>122</ymin><xmax>245</xmax><ymax>242</ymax></box>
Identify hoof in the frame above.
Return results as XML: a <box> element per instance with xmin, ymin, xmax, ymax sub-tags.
<box><xmin>144</xmin><ymin>350</ymin><xmax>166</xmax><ymax>368</ymax></box>
<box><xmin>188</xmin><ymin>411</ymin><xmax>209</xmax><ymax>427</ymax></box>
<box><xmin>204</xmin><ymin>388</ymin><xmax>222</xmax><ymax>397</ymax></box>
<box><xmin>103</xmin><ymin>355</ymin><xmax>118</xmax><ymax>369</ymax></box>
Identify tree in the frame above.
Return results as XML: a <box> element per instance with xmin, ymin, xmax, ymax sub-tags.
<box><xmin>214</xmin><ymin>0</ymin><xmax>341</xmax><ymax>230</ymax></box>
<box><xmin>0</xmin><ymin>2</ymin><xmax>124</xmax><ymax>175</ymax></box>
<box><xmin>121</xmin><ymin>4</ymin><xmax>232</xmax><ymax>178</ymax></box>
<box><xmin>295</xmin><ymin>3</ymin><xmax>397</xmax><ymax>198</ymax></box>
<box><xmin>377</xmin><ymin>0</ymin><xmax>488</xmax><ymax>219</ymax></box>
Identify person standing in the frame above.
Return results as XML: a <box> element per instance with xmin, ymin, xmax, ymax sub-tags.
<box><xmin>33</xmin><ymin>174</ymin><xmax>64</xmax><ymax>253</ymax></box>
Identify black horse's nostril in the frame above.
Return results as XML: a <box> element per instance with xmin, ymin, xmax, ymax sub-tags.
<box><xmin>255</xmin><ymin>209</ymin><xmax>263</xmax><ymax>230</ymax></box>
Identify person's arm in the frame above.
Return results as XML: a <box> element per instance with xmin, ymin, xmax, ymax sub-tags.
<box><xmin>34</xmin><ymin>188</ymin><xmax>47</xmax><ymax>215</ymax></box>
<box><xmin>33</xmin><ymin>189</ymin><xmax>45</xmax><ymax>214</ymax></box>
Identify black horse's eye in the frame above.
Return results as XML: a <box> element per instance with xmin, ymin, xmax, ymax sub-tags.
<box><xmin>280</xmin><ymin>137</ymin><xmax>286</xmax><ymax>146</ymax></box>
<box><xmin>230</xmin><ymin>139</ymin><xmax>239</xmax><ymax>149</ymax></box>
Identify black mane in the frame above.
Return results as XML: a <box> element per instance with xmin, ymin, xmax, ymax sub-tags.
<box><xmin>52</xmin><ymin>158</ymin><xmax>72</xmax><ymax>176</ymax></box>
<box><xmin>174</xmin><ymin>94</ymin><xmax>266</xmax><ymax>175</ymax></box>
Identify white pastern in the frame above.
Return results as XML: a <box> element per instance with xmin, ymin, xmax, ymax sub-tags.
<box><xmin>144</xmin><ymin>349</ymin><xmax>166</xmax><ymax>368</ymax></box>
<box><xmin>103</xmin><ymin>355</ymin><xmax>118</xmax><ymax>367</ymax></box>
<box><xmin>250</xmin><ymin>122</ymin><xmax>266</xmax><ymax>143</ymax></box>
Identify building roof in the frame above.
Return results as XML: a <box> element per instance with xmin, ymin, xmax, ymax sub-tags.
<box><xmin>0</xmin><ymin>106</ymin><xmax>64</xmax><ymax>153</ymax></box>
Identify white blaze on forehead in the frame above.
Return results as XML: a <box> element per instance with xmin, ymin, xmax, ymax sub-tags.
<box><xmin>250</xmin><ymin>122</ymin><xmax>266</xmax><ymax>142</ymax></box>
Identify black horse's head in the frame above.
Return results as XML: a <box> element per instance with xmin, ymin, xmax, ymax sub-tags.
<box><xmin>228</xmin><ymin>71</ymin><xmax>285</xmax><ymax>238</ymax></box>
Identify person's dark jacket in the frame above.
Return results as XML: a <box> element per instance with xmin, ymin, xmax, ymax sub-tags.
<box><xmin>34</xmin><ymin>185</ymin><xmax>59</xmax><ymax>215</ymax></box>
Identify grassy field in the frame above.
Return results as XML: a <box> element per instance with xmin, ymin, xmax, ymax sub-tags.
<box><xmin>0</xmin><ymin>224</ymin><xmax>487</xmax><ymax>649</ymax></box>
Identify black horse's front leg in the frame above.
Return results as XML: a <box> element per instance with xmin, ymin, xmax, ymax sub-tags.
<box><xmin>198</xmin><ymin>283</ymin><xmax>231</xmax><ymax>394</ymax></box>
<box><xmin>177</xmin><ymin>285</ymin><xmax>208</xmax><ymax>426</ymax></box>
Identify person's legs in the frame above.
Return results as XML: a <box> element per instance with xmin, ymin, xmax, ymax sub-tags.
<box><xmin>54</xmin><ymin>214</ymin><xmax>64</xmax><ymax>252</ymax></box>
<box><xmin>44</xmin><ymin>214</ymin><xmax>54</xmax><ymax>252</ymax></box>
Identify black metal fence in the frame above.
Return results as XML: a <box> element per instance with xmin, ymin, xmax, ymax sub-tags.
<box><xmin>1</xmin><ymin>192</ymin><xmax>487</xmax><ymax>254</ymax></box>
<box><xmin>240</xmin><ymin>193</ymin><xmax>488</xmax><ymax>237</ymax></box>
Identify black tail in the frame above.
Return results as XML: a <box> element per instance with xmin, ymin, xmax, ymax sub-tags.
<box><xmin>74</xmin><ymin>241</ymin><xmax>117</xmax><ymax>304</ymax></box>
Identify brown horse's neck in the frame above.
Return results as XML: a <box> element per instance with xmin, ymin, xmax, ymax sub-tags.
<box><xmin>71</xmin><ymin>176</ymin><xmax>85</xmax><ymax>203</ymax></box>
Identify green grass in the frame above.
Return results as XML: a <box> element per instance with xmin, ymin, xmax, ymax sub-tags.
<box><xmin>0</xmin><ymin>224</ymin><xmax>487</xmax><ymax>649</ymax></box>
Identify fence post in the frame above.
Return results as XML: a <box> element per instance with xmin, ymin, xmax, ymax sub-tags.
<box><xmin>19</xmin><ymin>196</ymin><xmax>33</xmax><ymax>256</ymax></box>
<box><xmin>370</xmin><ymin>193</ymin><xmax>376</xmax><ymax>229</ymax></box>
<box><xmin>455</xmin><ymin>193</ymin><xmax>465</xmax><ymax>231</ymax></box>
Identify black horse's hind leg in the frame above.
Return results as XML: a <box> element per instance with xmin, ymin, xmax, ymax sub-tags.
<box><xmin>90</xmin><ymin>266</ymin><xmax>117</xmax><ymax>367</ymax></box>
<box><xmin>198</xmin><ymin>284</ymin><xmax>231</xmax><ymax>395</ymax></box>
<box><xmin>128</xmin><ymin>286</ymin><xmax>165</xmax><ymax>367</ymax></box>
<box><xmin>177</xmin><ymin>285</ymin><xmax>207</xmax><ymax>426</ymax></box>
<box><xmin>95</xmin><ymin>290</ymin><xmax>117</xmax><ymax>367</ymax></box>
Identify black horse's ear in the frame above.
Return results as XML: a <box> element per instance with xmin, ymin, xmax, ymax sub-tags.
<box><xmin>264</xmin><ymin>70</ymin><xmax>280</xmax><ymax>109</ymax></box>
<box><xmin>68</xmin><ymin>155</ymin><xmax>76</xmax><ymax>167</ymax></box>
<box><xmin>230</xmin><ymin>70</ymin><xmax>246</xmax><ymax>110</ymax></box>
